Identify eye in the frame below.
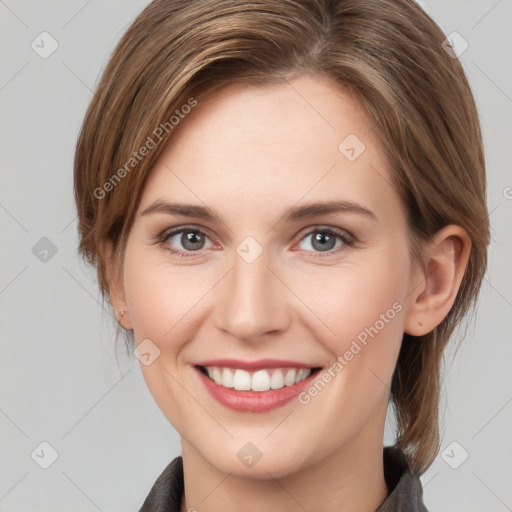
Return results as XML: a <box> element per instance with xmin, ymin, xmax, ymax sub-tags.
<box><xmin>155</xmin><ymin>225</ymin><xmax>355</xmax><ymax>259</ymax></box>
<box><xmin>296</xmin><ymin>227</ymin><xmax>354</xmax><ymax>257</ymax></box>
<box><xmin>157</xmin><ymin>226</ymin><xmax>214</xmax><ymax>256</ymax></box>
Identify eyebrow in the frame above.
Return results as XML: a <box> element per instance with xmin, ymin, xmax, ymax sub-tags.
<box><xmin>141</xmin><ymin>199</ymin><xmax>377</xmax><ymax>223</ymax></box>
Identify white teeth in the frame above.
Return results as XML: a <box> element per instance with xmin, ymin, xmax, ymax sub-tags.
<box><xmin>212</xmin><ymin>367</ymin><xmax>222</xmax><ymax>385</ymax></box>
<box><xmin>295</xmin><ymin>368</ymin><xmax>310</xmax><ymax>384</ymax></box>
<box><xmin>270</xmin><ymin>369</ymin><xmax>284</xmax><ymax>389</ymax></box>
<box><xmin>233</xmin><ymin>369</ymin><xmax>251</xmax><ymax>390</ymax></box>
<box><xmin>252</xmin><ymin>370</ymin><xmax>271</xmax><ymax>392</ymax></box>
<box><xmin>222</xmin><ymin>368</ymin><xmax>234</xmax><ymax>388</ymax></box>
<box><xmin>284</xmin><ymin>368</ymin><xmax>297</xmax><ymax>386</ymax></box>
<box><xmin>202</xmin><ymin>366</ymin><xmax>313</xmax><ymax>392</ymax></box>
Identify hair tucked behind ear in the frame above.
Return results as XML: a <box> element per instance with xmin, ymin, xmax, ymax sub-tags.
<box><xmin>74</xmin><ymin>0</ymin><xmax>490</xmax><ymax>474</ymax></box>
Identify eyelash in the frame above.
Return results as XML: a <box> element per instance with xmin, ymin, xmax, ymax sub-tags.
<box><xmin>154</xmin><ymin>225</ymin><xmax>356</xmax><ymax>259</ymax></box>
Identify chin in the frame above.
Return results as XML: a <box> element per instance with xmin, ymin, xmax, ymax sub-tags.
<box><xmin>189</xmin><ymin>431</ymin><xmax>320</xmax><ymax>480</ymax></box>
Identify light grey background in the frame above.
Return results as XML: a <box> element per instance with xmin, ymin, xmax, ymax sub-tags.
<box><xmin>1</xmin><ymin>0</ymin><xmax>511</xmax><ymax>511</ymax></box>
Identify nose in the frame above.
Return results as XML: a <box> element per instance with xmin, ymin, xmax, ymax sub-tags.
<box><xmin>213</xmin><ymin>249</ymin><xmax>291</xmax><ymax>343</ymax></box>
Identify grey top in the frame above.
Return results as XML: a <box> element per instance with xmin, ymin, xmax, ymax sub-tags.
<box><xmin>139</xmin><ymin>446</ymin><xmax>429</xmax><ymax>511</ymax></box>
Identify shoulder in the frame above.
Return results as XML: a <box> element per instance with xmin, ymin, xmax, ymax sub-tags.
<box><xmin>376</xmin><ymin>446</ymin><xmax>430</xmax><ymax>512</ymax></box>
<box><xmin>138</xmin><ymin>456</ymin><xmax>183</xmax><ymax>512</ymax></box>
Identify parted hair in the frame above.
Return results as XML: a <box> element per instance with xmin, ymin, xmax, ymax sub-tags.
<box><xmin>74</xmin><ymin>0</ymin><xmax>490</xmax><ymax>474</ymax></box>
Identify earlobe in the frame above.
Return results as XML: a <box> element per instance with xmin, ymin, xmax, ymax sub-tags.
<box><xmin>404</xmin><ymin>225</ymin><xmax>471</xmax><ymax>336</ymax></box>
<box><xmin>99</xmin><ymin>240</ymin><xmax>133</xmax><ymax>330</ymax></box>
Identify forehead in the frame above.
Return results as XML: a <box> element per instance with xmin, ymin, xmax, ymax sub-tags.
<box><xmin>138</xmin><ymin>74</ymin><xmax>402</xmax><ymax>226</ymax></box>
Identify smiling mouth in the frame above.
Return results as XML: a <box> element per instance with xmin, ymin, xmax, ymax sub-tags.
<box><xmin>196</xmin><ymin>365</ymin><xmax>322</xmax><ymax>392</ymax></box>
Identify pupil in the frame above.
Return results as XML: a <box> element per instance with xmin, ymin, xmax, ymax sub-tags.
<box><xmin>183</xmin><ymin>231</ymin><xmax>204</xmax><ymax>250</ymax></box>
<box><xmin>313</xmin><ymin>232</ymin><xmax>335</xmax><ymax>251</ymax></box>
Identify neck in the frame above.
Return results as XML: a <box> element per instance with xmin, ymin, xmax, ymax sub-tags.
<box><xmin>180</xmin><ymin>418</ymin><xmax>389</xmax><ymax>512</ymax></box>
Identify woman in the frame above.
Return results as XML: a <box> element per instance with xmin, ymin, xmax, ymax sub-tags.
<box><xmin>73</xmin><ymin>0</ymin><xmax>490</xmax><ymax>510</ymax></box>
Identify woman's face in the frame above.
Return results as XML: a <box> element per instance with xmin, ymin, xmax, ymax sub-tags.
<box><xmin>119</xmin><ymin>74</ymin><xmax>419</xmax><ymax>477</ymax></box>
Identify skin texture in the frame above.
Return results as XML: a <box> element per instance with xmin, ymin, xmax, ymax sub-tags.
<box><xmin>104</xmin><ymin>74</ymin><xmax>471</xmax><ymax>511</ymax></box>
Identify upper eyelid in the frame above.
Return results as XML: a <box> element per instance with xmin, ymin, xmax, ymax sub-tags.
<box><xmin>161</xmin><ymin>225</ymin><xmax>215</xmax><ymax>242</ymax></box>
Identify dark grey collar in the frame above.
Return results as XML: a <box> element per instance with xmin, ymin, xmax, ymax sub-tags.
<box><xmin>376</xmin><ymin>447</ymin><xmax>429</xmax><ymax>511</ymax></box>
<box><xmin>139</xmin><ymin>446</ymin><xmax>428</xmax><ymax>511</ymax></box>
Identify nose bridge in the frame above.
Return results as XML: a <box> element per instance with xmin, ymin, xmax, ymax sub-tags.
<box><xmin>213</xmin><ymin>244</ymin><xmax>289</xmax><ymax>341</ymax></box>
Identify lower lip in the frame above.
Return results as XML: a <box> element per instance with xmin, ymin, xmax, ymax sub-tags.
<box><xmin>195</xmin><ymin>367</ymin><xmax>320</xmax><ymax>412</ymax></box>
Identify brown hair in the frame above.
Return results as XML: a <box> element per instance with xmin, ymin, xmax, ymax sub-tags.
<box><xmin>74</xmin><ymin>0</ymin><xmax>490</xmax><ymax>474</ymax></box>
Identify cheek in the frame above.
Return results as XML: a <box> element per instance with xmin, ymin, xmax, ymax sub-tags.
<box><xmin>122</xmin><ymin>248</ymin><xmax>197</xmax><ymax>429</ymax></box>
<box><xmin>297</xmin><ymin>247</ymin><xmax>410</xmax><ymax>384</ymax></box>
<box><xmin>123</xmin><ymin>248</ymin><xmax>200</xmax><ymax>341</ymax></box>
<box><xmin>286</xmin><ymin>254</ymin><xmax>409</xmax><ymax>447</ymax></box>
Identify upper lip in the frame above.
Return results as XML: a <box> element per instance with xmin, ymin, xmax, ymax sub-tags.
<box><xmin>195</xmin><ymin>359</ymin><xmax>321</xmax><ymax>371</ymax></box>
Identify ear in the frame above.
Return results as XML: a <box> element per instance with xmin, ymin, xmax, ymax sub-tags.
<box><xmin>404</xmin><ymin>225</ymin><xmax>472</xmax><ymax>336</ymax></box>
<box><xmin>99</xmin><ymin>240</ymin><xmax>133</xmax><ymax>330</ymax></box>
